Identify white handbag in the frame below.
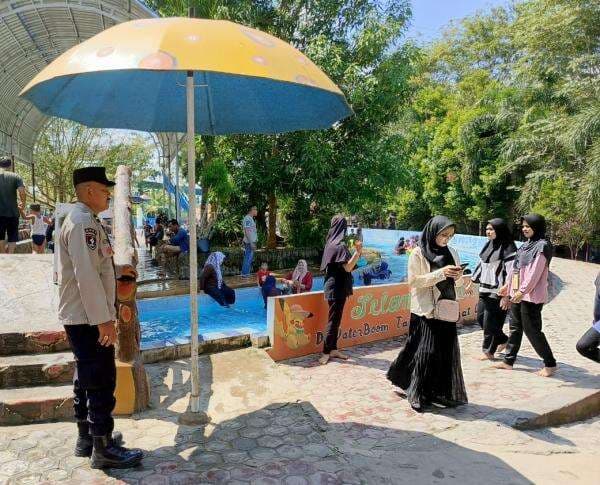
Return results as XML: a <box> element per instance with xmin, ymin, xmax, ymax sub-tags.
<box><xmin>433</xmin><ymin>298</ymin><xmax>460</xmax><ymax>323</ymax></box>
<box><xmin>431</xmin><ymin>284</ymin><xmax>460</xmax><ymax>322</ymax></box>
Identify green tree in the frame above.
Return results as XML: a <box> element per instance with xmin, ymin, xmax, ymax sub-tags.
<box><xmin>150</xmin><ymin>0</ymin><xmax>414</xmax><ymax>248</ymax></box>
<box><xmin>20</xmin><ymin>119</ymin><xmax>154</xmax><ymax>208</ymax></box>
<box><xmin>388</xmin><ymin>0</ymin><xmax>599</xmax><ymax>253</ymax></box>
<box><xmin>532</xmin><ymin>176</ymin><xmax>589</xmax><ymax>259</ymax></box>
<box><xmin>500</xmin><ymin>0</ymin><xmax>600</xmax><ymax>229</ymax></box>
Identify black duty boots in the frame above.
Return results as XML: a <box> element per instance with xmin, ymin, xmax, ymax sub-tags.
<box><xmin>90</xmin><ymin>435</ymin><xmax>144</xmax><ymax>469</ymax></box>
<box><xmin>75</xmin><ymin>430</ymin><xmax>124</xmax><ymax>457</ymax></box>
<box><xmin>75</xmin><ymin>422</ymin><xmax>124</xmax><ymax>457</ymax></box>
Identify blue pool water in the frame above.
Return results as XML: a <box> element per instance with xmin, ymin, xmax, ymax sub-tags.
<box><xmin>138</xmin><ymin>229</ymin><xmax>486</xmax><ymax>346</ymax></box>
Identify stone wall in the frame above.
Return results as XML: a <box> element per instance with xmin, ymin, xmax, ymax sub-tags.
<box><xmin>164</xmin><ymin>247</ymin><xmax>322</xmax><ymax>279</ymax></box>
<box><xmin>3</xmin><ymin>228</ymin><xmax>33</xmax><ymax>253</ymax></box>
<box><xmin>14</xmin><ymin>240</ymin><xmax>32</xmax><ymax>254</ymax></box>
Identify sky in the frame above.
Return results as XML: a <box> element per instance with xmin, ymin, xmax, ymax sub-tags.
<box><xmin>405</xmin><ymin>0</ymin><xmax>511</xmax><ymax>43</ymax></box>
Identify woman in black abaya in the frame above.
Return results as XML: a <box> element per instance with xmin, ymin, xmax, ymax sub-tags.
<box><xmin>387</xmin><ymin>216</ymin><xmax>468</xmax><ymax>412</ymax></box>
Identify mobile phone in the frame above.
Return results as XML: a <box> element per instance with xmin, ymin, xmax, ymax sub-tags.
<box><xmin>459</xmin><ymin>263</ymin><xmax>469</xmax><ymax>269</ymax></box>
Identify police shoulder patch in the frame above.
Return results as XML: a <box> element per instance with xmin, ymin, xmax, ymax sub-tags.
<box><xmin>85</xmin><ymin>228</ymin><xmax>98</xmax><ymax>250</ymax></box>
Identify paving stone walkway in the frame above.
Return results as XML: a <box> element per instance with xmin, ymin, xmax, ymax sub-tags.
<box><xmin>1</xmin><ymin>258</ymin><xmax>599</xmax><ymax>484</ymax></box>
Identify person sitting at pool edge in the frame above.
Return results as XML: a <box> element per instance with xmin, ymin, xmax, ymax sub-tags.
<box><xmin>257</xmin><ymin>262</ymin><xmax>270</xmax><ymax>287</ymax></box>
<box><xmin>262</xmin><ymin>275</ymin><xmax>282</xmax><ymax>309</ymax></box>
<box><xmin>156</xmin><ymin>219</ymin><xmax>188</xmax><ymax>263</ymax></box>
<box><xmin>200</xmin><ymin>252</ymin><xmax>236</xmax><ymax>307</ymax></box>
<box><xmin>149</xmin><ymin>220</ymin><xmax>165</xmax><ymax>258</ymax></box>
<box><xmin>282</xmin><ymin>259</ymin><xmax>313</xmax><ymax>294</ymax></box>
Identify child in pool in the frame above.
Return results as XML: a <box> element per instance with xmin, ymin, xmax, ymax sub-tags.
<box><xmin>257</xmin><ymin>262</ymin><xmax>270</xmax><ymax>287</ymax></box>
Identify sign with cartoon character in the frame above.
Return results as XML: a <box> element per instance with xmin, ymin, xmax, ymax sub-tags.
<box><xmin>273</xmin><ymin>302</ymin><xmax>314</xmax><ymax>350</ymax></box>
<box><xmin>267</xmin><ymin>277</ymin><xmax>478</xmax><ymax>362</ymax></box>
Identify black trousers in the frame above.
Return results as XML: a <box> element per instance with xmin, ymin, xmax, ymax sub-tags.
<box><xmin>323</xmin><ymin>298</ymin><xmax>346</xmax><ymax>354</ymax></box>
<box><xmin>64</xmin><ymin>325</ymin><xmax>116</xmax><ymax>437</ymax></box>
<box><xmin>503</xmin><ymin>301</ymin><xmax>557</xmax><ymax>368</ymax></box>
<box><xmin>477</xmin><ymin>295</ymin><xmax>508</xmax><ymax>354</ymax></box>
<box><xmin>205</xmin><ymin>283</ymin><xmax>236</xmax><ymax>306</ymax></box>
<box><xmin>576</xmin><ymin>327</ymin><xmax>600</xmax><ymax>363</ymax></box>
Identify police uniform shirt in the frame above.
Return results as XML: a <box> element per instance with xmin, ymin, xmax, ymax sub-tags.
<box><xmin>58</xmin><ymin>202</ymin><xmax>116</xmax><ymax>325</ymax></box>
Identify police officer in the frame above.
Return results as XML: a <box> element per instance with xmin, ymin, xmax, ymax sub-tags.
<box><xmin>59</xmin><ymin>167</ymin><xmax>143</xmax><ymax>469</ymax></box>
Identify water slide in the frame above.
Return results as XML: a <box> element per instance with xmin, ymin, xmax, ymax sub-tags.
<box><xmin>162</xmin><ymin>173</ymin><xmax>189</xmax><ymax>212</ymax></box>
<box><xmin>161</xmin><ymin>173</ymin><xmax>203</xmax><ymax>214</ymax></box>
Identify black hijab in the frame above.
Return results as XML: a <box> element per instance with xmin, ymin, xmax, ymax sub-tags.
<box><xmin>321</xmin><ymin>215</ymin><xmax>351</xmax><ymax>270</ymax></box>
<box><xmin>479</xmin><ymin>218</ymin><xmax>517</xmax><ymax>263</ymax></box>
<box><xmin>419</xmin><ymin>216</ymin><xmax>457</xmax><ymax>300</ymax></box>
<box><xmin>514</xmin><ymin>213</ymin><xmax>553</xmax><ymax>270</ymax></box>
<box><xmin>420</xmin><ymin>216</ymin><xmax>457</xmax><ymax>269</ymax></box>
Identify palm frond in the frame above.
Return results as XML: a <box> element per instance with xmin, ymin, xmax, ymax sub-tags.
<box><xmin>563</xmin><ymin>101</ymin><xmax>600</xmax><ymax>153</ymax></box>
<box><xmin>577</xmin><ymin>138</ymin><xmax>600</xmax><ymax>228</ymax></box>
<box><xmin>515</xmin><ymin>169</ymin><xmax>555</xmax><ymax>213</ymax></box>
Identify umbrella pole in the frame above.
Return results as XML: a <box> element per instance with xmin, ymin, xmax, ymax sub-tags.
<box><xmin>179</xmin><ymin>75</ymin><xmax>209</xmax><ymax>426</ymax></box>
<box><xmin>186</xmin><ymin>70</ymin><xmax>201</xmax><ymax>417</ymax></box>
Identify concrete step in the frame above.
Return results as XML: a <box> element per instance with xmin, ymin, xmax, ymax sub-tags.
<box><xmin>483</xmin><ymin>376</ymin><xmax>600</xmax><ymax>430</ymax></box>
<box><xmin>512</xmin><ymin>384</ymin><xmax>600</xmax><ymax>430</ymax></box>
<box><xmin>0</xmin><ymin>330</ymin><xmax>69</xmax><ymax>356</ymax></box>
<box><xmin>0</xmin><ymin>352</ymin><xmax>74</xmax><ymax>388</ymax></box>
<box><xmin>0</xmin><ymin>384</ymin><xmax>73</xmax><ymax>425</ymax></box>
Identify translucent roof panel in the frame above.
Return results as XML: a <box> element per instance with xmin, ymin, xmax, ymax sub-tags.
<box><xmin>0</xmin><ymin>0</ymin><xmax>156</xmax><ymax>165</ymax></box>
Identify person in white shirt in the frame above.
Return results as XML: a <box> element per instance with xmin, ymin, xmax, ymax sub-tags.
<box><xmin>23</xmin><ymin>203</ymin><xmax>51</xmax><ymax>253</ymax></box>
<box><xmin>241</xmin><ymin>206</ymin><xmax>258</xmax><ymax>277</ymax></box>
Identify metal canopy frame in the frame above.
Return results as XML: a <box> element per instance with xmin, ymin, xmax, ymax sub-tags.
<box><xmin>150</xmin><ymin>132</ymin><xmax>185</xmax><ymax>218</ymax></box>
<box><xmin>0</xmin><ymin>0</ymin><xmax>157</xmax><ymax>166</ymax></box>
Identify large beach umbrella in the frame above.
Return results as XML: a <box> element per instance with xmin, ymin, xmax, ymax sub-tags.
<box><xmin>21</xmin><ymin>17</ymin><xmax>351</xmax><ymax>418</ymax></box>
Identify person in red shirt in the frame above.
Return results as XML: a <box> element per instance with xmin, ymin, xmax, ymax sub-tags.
<box><xmin>257</xmin><ymin>262</ymin><xmax>270</xmax><ymax>287</ymax></box>
<box><xmin>282</xmin><ymin>259</ymin><xmax>313</xmax><ymax>294</ymax></box>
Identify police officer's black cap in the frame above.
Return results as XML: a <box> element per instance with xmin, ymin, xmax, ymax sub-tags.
<box><xmin>72</xmin><ymin>167</ymin><xmax>115</xmax><ymax>188</ymax></box>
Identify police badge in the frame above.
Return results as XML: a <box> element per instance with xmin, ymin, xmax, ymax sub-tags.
<box><xmin>85</xmin><ymin>228</ymin><xmax>98</xmax><ymax>250</ymax></box>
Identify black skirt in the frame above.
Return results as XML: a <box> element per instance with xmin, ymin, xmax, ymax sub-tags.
<box><xmin>387</xmin><ymin>313</ymin><xmax>468</xmax><ymax>407</ymax></box>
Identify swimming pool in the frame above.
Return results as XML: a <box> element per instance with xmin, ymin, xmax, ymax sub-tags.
<box><xmin>138</xmin><ymin>228</ymin><xmax>486</xmax><ymax>346</ymax></box>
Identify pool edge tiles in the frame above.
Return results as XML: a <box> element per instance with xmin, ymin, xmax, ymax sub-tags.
<box><xmin>140</xmin><ymin>331</ymin><xmax>270</xmax><ymax>364</ymax></box>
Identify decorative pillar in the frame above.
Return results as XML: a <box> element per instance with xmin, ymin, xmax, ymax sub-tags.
<box><xmin>113</xmin><ymin>165</ymin><xmax>150</xmax><ymax>413</ymax></box>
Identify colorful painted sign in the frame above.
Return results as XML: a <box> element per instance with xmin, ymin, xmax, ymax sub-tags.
<box><xmin>267</xmin><ymin>277</ymin><xmax>478</xmax><ymax>362</ymax></box>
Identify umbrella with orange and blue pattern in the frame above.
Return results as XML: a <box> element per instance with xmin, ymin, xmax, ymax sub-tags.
<box><xmin>21</xmin><ymin>17</ymin><xmax>352</xmax><ymax>134</ymax></box>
